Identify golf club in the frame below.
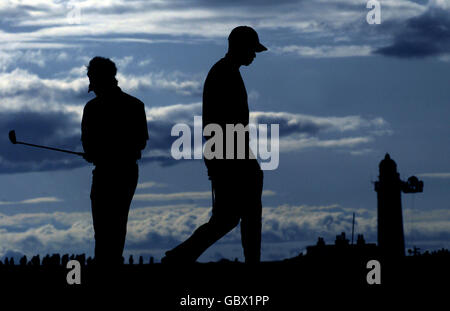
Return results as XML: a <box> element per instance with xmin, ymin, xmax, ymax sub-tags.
<box><xmin>8</xmin><ymin>130</ymin><xmax>85</xmax><ymax>157</ymax></box>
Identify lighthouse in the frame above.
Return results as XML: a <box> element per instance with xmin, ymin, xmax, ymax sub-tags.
<box><xmin>374</xmin><ymin>154</ymin><xmax>423</xmax><ymax>257</ymax></box>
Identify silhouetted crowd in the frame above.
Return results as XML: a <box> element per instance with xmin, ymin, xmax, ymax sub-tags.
<box><xmin>0</xmin><ymin>248</ymin><xmax>448</xmax><ymax>268</ymax></box>
<box><xmin>0</xmin><ymin>253</ymin><xmax>155</xmax><ymax>267</ymax></box>
<box><xmin>407</xmin><ymin>247</ymin><xmax>449</xmax><ymax>257</ymax></box>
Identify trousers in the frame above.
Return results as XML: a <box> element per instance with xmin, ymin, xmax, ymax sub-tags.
<box><xmin>168</xmin><ymin>168</ymin><xmax>263</xmax><ymax>263</ymax></box>
<box><xmin>90</xmin><ymin>162</ymin><xmax>138</xmax><ymax>266</ymax></box>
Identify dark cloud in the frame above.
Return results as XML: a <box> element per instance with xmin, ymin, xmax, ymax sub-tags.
<box><xmin>140</xmin><ymin>155</ymin><xmax>180</xmax><ymax>167</ymax></box>
<box><xmin>0</xmin><ymin>105</ymin><xmax>388</xmax><ymax>174</ymax></box>
<box><xmin>0</xmin><ymin>109</ymin><xmax>182</xmax><ymax>174</ymax></box>
<box><xmin>375</xmin><ymin>7</ymin><xmax>450</xmax><ymax>58</ymax></box>
<box><xmin>147</xmin><ymin>119</ymin><xmax>181</xmax><ymax>151</ymax></box>
<box><xmin>0</xmin><ymin>5</ymin><xmax>50</xmax><ymax>23</ymax></box>
<box><xmin>0</xmin><ymin>111</ymin><xmax>85</xmax><ymax>173</ymax></box>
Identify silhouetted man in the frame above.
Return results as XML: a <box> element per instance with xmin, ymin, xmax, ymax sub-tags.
<box><xmin>81</xmin><ymin>56</ymin><xmax>148</xmax><ymax>266</ymax></box>
<box><xmin>163</xmin><ymin>26</ymin><xmax>267</xmax><ymax>264</ymax></box>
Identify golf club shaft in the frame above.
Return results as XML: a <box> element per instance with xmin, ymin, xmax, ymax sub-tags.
<box><xmin>16</xmin><ymin>141</ymin><xmax>85</xmax><ymax>156</ymax></box>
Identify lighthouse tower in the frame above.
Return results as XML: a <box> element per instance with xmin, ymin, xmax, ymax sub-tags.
<box><xmin>374</xmin><ymin>154</ymin><xmax>423</xmax><ymax>257</ymax></box>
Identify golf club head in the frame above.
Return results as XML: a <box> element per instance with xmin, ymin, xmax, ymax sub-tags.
<box><xmin>8</xmin><ymin>130</ymin><xmax>17</xmax><ymax>144</ymax></box>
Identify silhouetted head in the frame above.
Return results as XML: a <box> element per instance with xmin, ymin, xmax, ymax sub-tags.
<box><xmin>87</xmin><ymin>56</ymin><xmax>118</xmax><ymax>96</ymax></box>
<box><xmin>227</xmin><ymin>26</ymin><xmax>267</xmax><ymax>66</ymax></box>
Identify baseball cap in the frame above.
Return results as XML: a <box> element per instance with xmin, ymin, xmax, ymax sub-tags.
<box><xmin>228</xmin><ymin>26</ymin><xmax>267</xmax><ymax>52</ymax></box>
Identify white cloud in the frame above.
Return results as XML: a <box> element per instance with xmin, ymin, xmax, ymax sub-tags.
<box><xmin>138</xmin><ymin>59</ymin><xmax>152</xmax><ymax>67</ymax></box>
<box><xmin>349</xmin><ymin>148</ymin><xmax>375</xmax><ymax>156</ymax></box>
<box><xmin>0</xmin><ymin>201</ymin><xmax>448</xmax><ymax>261</ymax></box>
<box><xmin>136</xmin><ymin>181</ymin><xmax>167</xmax><ymax>189</ymax></box>
<box><xmin>0</xmin><ymin>196</ymin><xmax>62</xmax><ymax>206</ymax></box>
<box><xmin>274</xmin><ymin>45</ymin><xmax>373</xmax><ymax>58</ymax></box>
<box><xmin>403</xmin><ymin>208</ymin><xmax>450</xmax><ymax>245</ymax></box>
<box><xmin>250</xmin><ymin>111</ymin><xmax>389</xmax><ymax>154</ymax></box>
<box><xmin>0</xmin><ymin>68</ymin><xmax>87</xmax><ymax>113</ymax></box>
<box><xmin>134</xmin><ymin>190</ymin><xmax>275</xmax><ymax>201</ymax></box>
<box><xmin>416</xmin><ymin>173</ymin><xmax>450</xmax><ymax>179</ymax></box>
<box><xmin>0</xmin><ymin>50</ymin><xmax>53</xmax><ymax>70</ymax></box>
<box><xmin>0</xmin><ymin>66</ymin><xmax>202</xmax><ymax>116</ymax></box>
<box><xmin>112</xmin><ymin>55</ymin><xmax>134</xmax><ymax>69</ymax></box>
<box><xmin>117</xmin><ymin>71</ymin><xmax>202</xmax><ymax>96</ymax></box>
<box><xmin>429</xmin><ymin>0</ymin><xmax>450</xmax><ymax>10</ymax></box>
<box><xmin>0</xmin><ymin>208</ymin><xmax>93</xmax><ymax>256</ymax></box>
<box><xmin>279</xmin><ymin>136</ymin><xmax>372</xmax><ymax>152</ymax></box>
<box><xmin>134</xmin><ymin>191</ymin><xmax>211</xmax><ymax>201</ymax></box>
<box><xmin>0</xmin><ymin>0</ymin><xmax>426</xmax><ymax>52</ymax></box>
<box><xmin>146</xmin><ymin>102</ymin><xmax>201</xmax><ymax>123</ymax></box>
<box><xmin>250</xmin><ymin>111</ymin><xmax>387</xmax><ymax>133</ymax></box>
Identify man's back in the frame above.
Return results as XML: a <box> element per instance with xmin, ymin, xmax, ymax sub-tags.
<box><xmin>202</xmin><ymin>56</ymin><xmax>255</xmax><ymax>171</ymax></box>
<box><xmin>203</xmin><ymin>56</ymin><xmax>249</xmax><ymax>130</ymax></box>
<box><xmin>81</xmin><ymin>86</ymin><xmax>148</xmax><ymax>165</ymax></box>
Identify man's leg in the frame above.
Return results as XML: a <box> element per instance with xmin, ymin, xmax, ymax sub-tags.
<box><xmin>91</xmin><ymin>167</ymin><xmax>110</xmax><ymax>266</ymax></box>
<box><xmin>110</xmin><ymin>164</ymin><xmax>139</xmax><ymax>264</ymax></box>
<box><xmin>163</xmin><ymin>175</ymin><xmax>240</xmax><ymax>262</ymax></box>
<box><xmin>240</xmin><ymin>170</ymin><xmax>263</xmax><ymax>263</ymax></box>
<box><xmin>90</xmin><ymin>164</ymin><xmax>138</xmax><ymax>266</ymax></box>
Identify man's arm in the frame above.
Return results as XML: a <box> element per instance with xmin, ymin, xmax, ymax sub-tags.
<box><xmin>138</xmin><ymin>102</ymin><xmax>149</xmax><ymax>153</ymax></box>
<box><xmin>81</xmin><ymin>104</ymin><xmax>94</xmax><ymax>163</ymax></box>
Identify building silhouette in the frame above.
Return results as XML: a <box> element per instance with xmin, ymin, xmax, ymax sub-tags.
<box><xmin>375</xmin><ymin>153</ymin><xmax>423</xmax><ymax>257</ymax></box>
<box><xmin>306</xmin><ymin>233</ymin><xmax>378</xmax><ymax>258</ymax></box>
<box><xmin>306</xmin><ymin>153</ymin><xmax>424</xmax><ymax>258</ymax></box>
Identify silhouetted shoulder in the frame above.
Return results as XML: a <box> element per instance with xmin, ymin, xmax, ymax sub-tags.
<box><xmin>119</xmin><ymin>91</ymin><xmax>145</xmax><ymax>107</ymax></box>
<box><xmin>83</xmin><ymin>90</ymin><xmax>145</xmax><ymax>118</ymax></box>
<box><xmin>203</xmin><ymin>55</ymin><xmax>247</xmax><ymax>126</ymax></box>
<box><xmin>84</xmin><ymin>96</ymin><xmax>99</xmax><ymax>109</ymax></box>
<box><xmin>203</xmin><ymin>57</ymin><xmax>234</xmax><ymax>102</ymax></box>
<box><xmin>206</xmin><ymin>57</ymin><xmax>233</xmax><ymax>80</ymax></box>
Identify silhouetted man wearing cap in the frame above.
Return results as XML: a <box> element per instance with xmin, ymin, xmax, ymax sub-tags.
<box><xmin>81</xmin><ymin>56</ymin><xmax>149</xmax><ymax>267</ymax></box>
<box><xmin>163</xmin><ymin>26</ymin><xmax>267</xmax><ymax>264</ymax></box>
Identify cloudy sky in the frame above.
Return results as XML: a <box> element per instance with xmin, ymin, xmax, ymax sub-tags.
<box><xmin>0</xmin><ymin>0</ymin><xmax>449</xmax><ymax>262</ymax></box>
